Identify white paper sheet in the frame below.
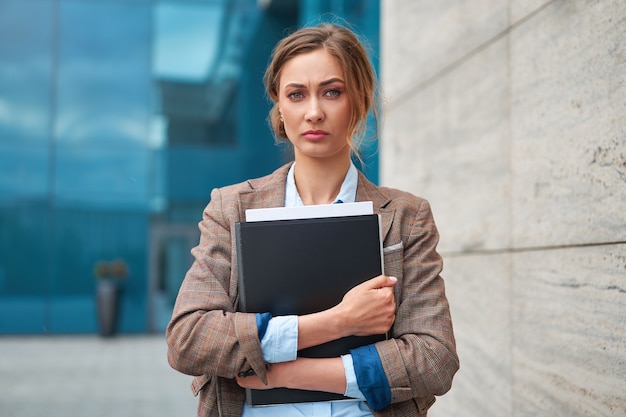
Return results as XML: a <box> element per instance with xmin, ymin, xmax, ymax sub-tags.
<box><xmin>245</xmin><ymin>201</ymin><xmax>374</xmax><ymax>222</ymax></box>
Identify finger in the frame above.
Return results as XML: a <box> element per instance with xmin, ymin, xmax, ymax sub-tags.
<box><xmin>385</xmin><ymin>276</ymin><xmax>398</xmax><ymax>287</ymax></box>
<box><xmin>366</xmin><ymin>275</ymin><xmax>397</xmax><ymax>289</ymax></box>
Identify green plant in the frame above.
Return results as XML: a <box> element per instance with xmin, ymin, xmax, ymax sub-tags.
<box><xmin>93</xmin><ymin>259</ymin><xmax>128</xmax><ymax>280</ymax></box>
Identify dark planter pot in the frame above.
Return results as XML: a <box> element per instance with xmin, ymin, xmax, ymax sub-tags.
<box><xmin>96</xmin><ymin>279</ymin><xmax>120</xmax><ymax>337</ymax></box>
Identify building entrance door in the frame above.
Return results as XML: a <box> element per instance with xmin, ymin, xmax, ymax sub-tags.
<box><xmin>148</xmin><ymin>224</ymin><xmax>198</xmax><ymax>333</ymax></box>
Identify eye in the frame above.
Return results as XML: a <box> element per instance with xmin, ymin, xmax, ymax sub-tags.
<box><xmin>287</xmin><ymin>91</ymin><xmax>304</xmax><ymax>100</ymax></box>
<box><xmin>324</xmin><ymin>88</ymin><xmax>341</xmax><ymax>98</ymax></box>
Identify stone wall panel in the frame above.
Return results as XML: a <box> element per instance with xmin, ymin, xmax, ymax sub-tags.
<box><xmin>512</xmin><ymin>244</ymin><xmax>626</xmax><ymax>416</ymax></box>
<box><xmin>381</xmin><ymin>39</ymin><xmax>510</xmax><ymax>253</ymax></box>
<box><xmin>429</xmin><ymin>254</ymin><xmax>513</xmax><ymax>417</ymax></box>
<box><xmin>381</xmin><ymin>0</ymin><xmax>508</xmax><ymax>102</ymax></box>
<box><xmin>510</xmin><ymin>0</ymin><xmax>626</xmax><ymax>248</ymax></box>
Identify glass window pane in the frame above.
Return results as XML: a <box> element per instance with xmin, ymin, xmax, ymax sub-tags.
<box><xmin>0</xmin><ymin>1</ymin><xmax>53</xmax><ymax>142</ymax></box>
<box><xmin>55</xmin><ymin>1</ymin><xmax>152</xmax><ymax>145</ymax></box>
<box><xmin>48</xmin><ymin>208</ymin><xmax>149</xmax><ymax>333</ymax></box>
<box><xmin>0</xmin><ymin>144</ymin><xmax>50</xmax><ymax>200</ymax></box>
<box><xmin>0</xmin><ymin>204</ymin><xmax>50</xmax><ymax>333</ymax></box>
<box><xmin>55</xmin><ymin>145</ymin><xmax>156</xmax><ymax>209</ymax></box>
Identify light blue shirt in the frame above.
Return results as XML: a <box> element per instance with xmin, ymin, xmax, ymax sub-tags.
<box><xmin>242</xmin><ymin>162</ymin><xmax>375</xmax><ymax>417</ymax></box>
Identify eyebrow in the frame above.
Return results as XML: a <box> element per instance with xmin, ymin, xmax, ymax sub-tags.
<box><xmin>284</xmin><ymin>78</ymin><xmax>345</xmax><ymax>89</ymax></box>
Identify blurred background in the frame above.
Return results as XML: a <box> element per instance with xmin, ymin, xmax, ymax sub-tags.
<box><xmin>1</xmin><ymin>0</ymin><xmax>625</xmax><ymax>416</ymax></box>
<box><xmin>0</xmin><ymin>0</ymin><xmax>380</xmax><ymax>336</ymax></box>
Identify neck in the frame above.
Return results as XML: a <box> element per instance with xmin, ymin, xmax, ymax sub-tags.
<box><xmin>293</xmin><ymin>155</ymin><xmax>351</xmax><ymax>206</ymax></box>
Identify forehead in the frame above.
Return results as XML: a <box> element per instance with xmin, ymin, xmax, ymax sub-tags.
<box><xmin>279</xmin><ymin>48</ymin><xmax>344</xmax><ymax>87</ymax></box>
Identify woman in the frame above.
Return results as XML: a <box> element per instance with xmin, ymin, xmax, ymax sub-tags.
<box><xmin>166</xmin><ymin>23</ymin><xmax>459</xmax><ymax>417</ymax></box>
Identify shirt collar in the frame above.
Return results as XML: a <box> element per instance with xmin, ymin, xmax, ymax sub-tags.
<box><xmin>285</xmin><ymin>162</ymin><xmax>358</xmax><ymax>208</ymax></box>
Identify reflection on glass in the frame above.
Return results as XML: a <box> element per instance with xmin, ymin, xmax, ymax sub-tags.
<box><xmin>0</xmin><ymin>2</ymin><xmax>53</xmax><ymax>142</ymax></box>
<box><xmin>154</xmin><ymin>3</ymin><xmax>223</xmax><ymax>82</ymax></box>
<box><xmin>0</xmin><ymin>145</ymin><xmax>50</xmax><ymax>200</ymax></box>
<box><xmin>55</xmin><ymin>1</ymin><xmax>152</xmax><ymax>145</ymax></box>
<box><xmin>54</xmin><ymin>145</ymin><xmax>164</xmax><ymax>210</ymax></box>
<box><xmin>153</xmin><ymin>0</ymin><xmax>258</xmax><ymax>147</ymax></box>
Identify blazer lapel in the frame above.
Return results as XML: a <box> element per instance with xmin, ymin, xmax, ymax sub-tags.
<box><xmin>237</xmin><ymin>164</ymin><xmax>291</xmax><ymax>219</ymax></box>
<box><xmin>356</xmin><ymin>172</ymin><xmax>395</xmax><ymax>243</ymax></box>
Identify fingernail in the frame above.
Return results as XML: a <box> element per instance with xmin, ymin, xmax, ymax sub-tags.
<box><xmin>389</xmin><ymin>276</ymin><xmax>398</xmax><ymax>282</ymax></box>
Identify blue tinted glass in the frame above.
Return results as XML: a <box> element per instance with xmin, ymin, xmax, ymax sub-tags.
<box><xmin>55</xmin><ymin>145</ymin><xmax>158</xmax><ymax>209</ymax></box>
<box><xmin>0</xmin><ymin>144</ymin><xmax>50</xmax><ymax>200</ymax></box>
<box><xmin>0</xmin><ymin>1</ymin><xmax>53</xmax><ymax>142</ymax></box>
<box><xmin>154</xmin><ymin>3</ymin><xmax>223</xmax><ymax>82</ymax></box>
<box><xmin>0</xmin><ymin>204</ymin><xmax>50</xmax><ymax>333</ymax></box>
<box><xmin>0</xmin><ymin>204</ymin><xmax>49</xmax><ymax>295</ymax></box>
<box><xmin>55</xmin><ymin>0</ymin><xmax>152</xmax><ymax>144</ymax></box>
<box><xmin>48</xmin><ymin>208</ymin><xmax>149</xmax><ymax>333</ymax></box>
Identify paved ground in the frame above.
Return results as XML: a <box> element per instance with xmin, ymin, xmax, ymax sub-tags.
<box><xmin>0</xmin><ymin>335</ymin><xmax>198</xmax><ymax>417</ymax></box>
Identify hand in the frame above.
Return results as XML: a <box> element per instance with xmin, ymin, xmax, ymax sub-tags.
<box><xmin>236</xmin><ymin>370</ymin><xmax>275</xmax><ymax>390</ymax></box>
<box><xmin>335</xmin><ymin>275</ymin><xmax>397</xmax><ymax>337</ymax></box>
<box><xmin>234</xmin><ymin>362</ymin><xmax>292</xmax><ymax>390</ymax></box>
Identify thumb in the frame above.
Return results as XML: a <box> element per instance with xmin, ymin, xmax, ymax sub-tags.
<box><xmin>366</xmin><ymin>275</ymin><xmax>398</xmax><ymax>289</ymax></box>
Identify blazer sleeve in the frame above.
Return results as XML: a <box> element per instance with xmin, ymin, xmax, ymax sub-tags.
<box><xmin>375</xmin><ymin>196</ymin><xmax>459</xmax><ymax>405</ymax></box>
<box><xmin>165</xmin><ymin>187</ymin><xmax>269</xmax><ymax>384</ymax></box>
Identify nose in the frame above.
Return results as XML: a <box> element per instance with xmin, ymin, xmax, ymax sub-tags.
<box><xmin>305</xmin><ymin>98</ymin><xmax>324</xmax><ymax>122</ymax></box>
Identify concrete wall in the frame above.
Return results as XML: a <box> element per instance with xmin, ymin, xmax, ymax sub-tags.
<box><xmin>380</xmin><ymin>1</ymin><xmax>626</xmax><ymax>416</ymax></box>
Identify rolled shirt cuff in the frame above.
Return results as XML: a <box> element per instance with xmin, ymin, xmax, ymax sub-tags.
<box><xmin>350</xmin><ymin>344</ymin><xmax>391</xmax><ymax>411</ymax></box>
<box><xmin>259</xmin><ymin>315</ymin><xmax>298</xmax><ymax>363</ymax></box>
<box><xmin>341</xmin><ymin>354</ymin><xmax>366</xmax><ymax>400</ymax></box>
<box><xmin>255</xmin><ymin>312</ymin><xmax>272</xmax><ymax>340</ymax></box>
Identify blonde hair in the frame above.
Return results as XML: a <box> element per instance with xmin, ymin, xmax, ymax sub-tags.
<box><xmin>263</xmin><ymin>23</ymin><xmax>379</xmax><ymax>161</ymax></box>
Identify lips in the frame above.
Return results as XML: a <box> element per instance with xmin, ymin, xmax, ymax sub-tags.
<box><xmin>302</xmin><ymin>130</ymin><xmax>328</xmax><ymax>141</ymax></box>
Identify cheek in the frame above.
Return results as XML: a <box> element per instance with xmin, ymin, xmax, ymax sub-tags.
<box><xmin>280</xmin><ymin>111</ymin><xmax>298</xmax><ymax>139</ymax></box>
<box><xmin>280</xmin><ymin>107</ymin><xmax>298</xmax><ymax>127</ymax></box>
<box><xmin>281</xmin><ymin>111</ymin><xmax>293</xmax><ymax>128</ymax></box>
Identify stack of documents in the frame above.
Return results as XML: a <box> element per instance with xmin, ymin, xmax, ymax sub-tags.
<box><xmin>236</xmin><ymin>202</ymin><xmax>385</xmax><ymax>406</ymax></box>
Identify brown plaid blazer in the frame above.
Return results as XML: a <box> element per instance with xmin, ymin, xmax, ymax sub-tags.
<box><xmin>166</xmin><ymin>163</ymin><xmax>459</xmax><ymax>417</ymax></box>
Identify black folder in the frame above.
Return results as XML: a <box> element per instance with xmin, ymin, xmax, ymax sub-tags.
<box><xmin>235</xmin><ymin>214</ymin><xmax>385</xmax><ymax>406</ymax></box>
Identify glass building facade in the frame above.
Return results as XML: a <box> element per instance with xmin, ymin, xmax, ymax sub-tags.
<box><xmin>0</xmin><ymin>0</ymin><xmax>380</xmax><ymax>334</ymax></box>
